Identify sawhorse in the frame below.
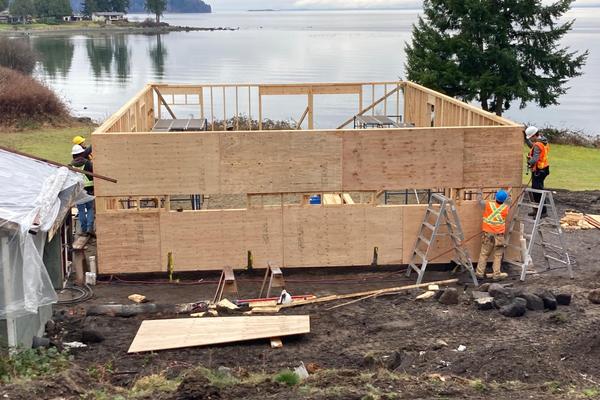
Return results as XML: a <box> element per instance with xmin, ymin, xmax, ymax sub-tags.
<box><xmin>259</xmin><ymin>264</ymin><xmax>285</xmax><ymax>298</ymax></box>
<box><xmin>213</xmin><ymin>266</ymin><xmax>239</xmax><ymax>302</ymax></box>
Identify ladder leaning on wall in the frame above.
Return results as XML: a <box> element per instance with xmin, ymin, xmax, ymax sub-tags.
<box><xmin>406</xmin><ymin>193</ymin><xmax>479</xmax><ymax>285</ymax></box>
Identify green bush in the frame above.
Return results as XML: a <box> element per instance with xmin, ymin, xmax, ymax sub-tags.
<box><xmin>0</xmin><ymin>347</ymin><xmax>70</xmax><ymax>383</ymax></box>
<box><xmin>274</xmin><ymin>369</ymin><xmax>300</xmax><ymax>386</ymax></box>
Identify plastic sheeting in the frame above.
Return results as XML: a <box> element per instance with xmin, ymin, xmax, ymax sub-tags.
<box><xmin>0</xmin><ymin>149</ymin><xmax>91</xmax><ymax>318</ymax></box>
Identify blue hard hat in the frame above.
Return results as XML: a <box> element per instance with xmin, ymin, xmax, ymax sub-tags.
<box><xmin>496</xmin><ymin>190</ymin><xmax>508</xmax><ymax>203</ymax></box>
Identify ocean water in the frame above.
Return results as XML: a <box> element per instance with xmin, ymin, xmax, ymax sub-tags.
<box><xmin>30</xmin><ymin>9</ymin><xmax>599</xmax><ymax>134</ymax></box>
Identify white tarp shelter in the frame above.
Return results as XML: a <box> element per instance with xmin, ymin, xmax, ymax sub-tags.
<box><xmin>0</xmin><ymin>148</ymin><xmax>90</xmax><ymax>348</ymax></box>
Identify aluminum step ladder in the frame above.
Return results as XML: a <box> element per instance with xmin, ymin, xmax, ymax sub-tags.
<box><xmin>406</xmin><ymin>193</ymin><xmax>478</xmax><ymax>285</ymax></box>
<box><xmin>505</xmin><ymin>188</ymin><xmax>573</xmax><ymax>281</ymax></box>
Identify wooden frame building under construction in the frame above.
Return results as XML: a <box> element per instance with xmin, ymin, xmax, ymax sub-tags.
<box><xmin>92</xmin><ymin>80</ymin><xmax>523</xmax><ymax>274</ymax></box>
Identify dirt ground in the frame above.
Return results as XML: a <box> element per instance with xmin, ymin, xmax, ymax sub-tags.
<box><xmin>2</xmin><ymin>190</ymin><xmax>600</xmax><ymax>399</ymax></box>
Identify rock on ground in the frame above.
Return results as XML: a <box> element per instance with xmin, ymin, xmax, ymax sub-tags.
<box><xmin>438</xmin><ymin>288</ymin><xmax>459</xmax><ymax>305</ymax></box>
<box><xmin>556</xmin><ymin>293</ymin><xmax>572</xmax><ymax>306</ymax></box>
<box><xmin>588</xmin><ymin>289</ymin><xmax>600</xmax><ymax>304</ymax></box>
<box><xmin>499</xmin><ymin>298</ymin><xmax>527</xmax><ymax>318</ymax></box>
<box><xmin>517</xmin><ymin>293</ymin><xmax>545</xmax><ymax>311</ymax></box>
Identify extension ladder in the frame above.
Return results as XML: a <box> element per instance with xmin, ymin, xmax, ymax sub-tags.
<box><xmin>406</xmin><ymin>194</ymin><xmax>479</xmax><ymax>285</ymax></box>
<box><xmin>505</xmin><ymin>188</ymin><xmax>573</xmax><ymax>281</ymax></box>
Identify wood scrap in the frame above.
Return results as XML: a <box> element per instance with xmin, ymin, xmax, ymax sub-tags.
<box><xmin>416</xmin><ymin>291</ymin><xmax>436</xmax><ymax>300</ymax></box>
<box><xmin>128</xmin><ymin>294</ymin><xmax>147</xmax><ymax>304</ymax></box>
<box><xmin>128</xmin><ymin>315</ymin><xmax>310</xmax><ymax>353</ymax></box>
<box><xmin>85</xmin><ymin>302</ymin><xmax>200</xmax><ymax>317</ymax></box>
<box><xmin>584</xmin><ymin>214</ymin><xmax>600</xmax><ymax>229</ymax></box>
<box><xmin>270</xmin><ymin>337</ymin><xmax>283</xmax><ymax>348</ymax></box>
<box><xmin>280</xmin><ymin>278</ymin><xmax>459</xmax><ymax>310</ymax></box>
<box><xmin>560</xmin><ymin>211</ymin><xmax>595</xmax><ymax>230</ymax></box>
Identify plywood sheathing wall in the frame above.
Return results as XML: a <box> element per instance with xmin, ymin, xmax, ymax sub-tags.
<box><xmin>96</xmin><ymin>202</ymin><xmax>488</xmax><ymax>274</ymax></box>
<box><xmin>93</xmin><ymin>126</ymin><xmax>523</xmax><ymax>197</ymax></box>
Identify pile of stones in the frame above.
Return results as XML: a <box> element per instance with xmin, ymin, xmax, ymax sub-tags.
<box><xmin>472</xmin><ymin>283</ymin><xmax>572</xmax><ymax>317</ymax></box>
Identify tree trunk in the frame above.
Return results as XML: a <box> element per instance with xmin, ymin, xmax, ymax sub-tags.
<box><xmin>480</xmin><ymin>98</ymin><xmax>489</xmax><ymax>111</ymax></box>
<box><xmin>494</xmin><ymin>96</ymin><xmax>504</xmax><ymax>116</ymax></box>
<box><xmin>156</xmin><ymin>14</ymin><xmax>160</xmax><ymax>24</ymax></box>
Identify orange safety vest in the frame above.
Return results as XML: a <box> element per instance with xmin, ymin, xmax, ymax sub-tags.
<box><xmin>529</xmin><ymin>142</ymin><xmax>549</xmax><ymax>170</ymax></box>
<box><xmin>482</xmin><ymin>201</ymin><xmax>509</xmax><ymax>234</ymax></box>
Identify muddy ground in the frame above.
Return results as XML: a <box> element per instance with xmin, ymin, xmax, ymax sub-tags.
<box><xmin>2</xmin><ymin>190</ymin><xmax>600</xmax><ymax>399</ymax></box>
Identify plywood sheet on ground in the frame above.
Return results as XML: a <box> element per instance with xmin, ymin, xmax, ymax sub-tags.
<box><xmin>96</xmin><ymin>212</ymin><xmax>162</xmax><ymax>274</ymax></box>
<box><xmin>128</xmin><ymin>315</ymin><xmax>310</xmax><ymax>353</ymax></box>
<box><xmin>341</xmin><ymin>128</ymin><xmax>464</xmax><ymax>190</ymax></box>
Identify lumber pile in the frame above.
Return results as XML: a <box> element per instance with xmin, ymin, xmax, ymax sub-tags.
<box><xmin>560</xmin><ymin>211</ymin><xmax>600</xmax><ymax>230</ymax></box>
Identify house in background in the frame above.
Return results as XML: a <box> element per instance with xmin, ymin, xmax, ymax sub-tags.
<box><xmin>63</xmin><ymin>14</ymin><xmax>86</xmax><ymax>22</ymax></box>
<box><xmin>0</xmin><ymin>10</ymin><xmax>33</xmax><ymax>24</ymax></box>
<box><xmin>91</xmin><ymin>12</ymin><xmax>126</xmax><ymax>24</ymax></box>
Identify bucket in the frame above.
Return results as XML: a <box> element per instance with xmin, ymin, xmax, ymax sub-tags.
<box><xmin>309</xmin><ymin>195</ymin><xmax>321</xmax><ymax>205</ymax></box>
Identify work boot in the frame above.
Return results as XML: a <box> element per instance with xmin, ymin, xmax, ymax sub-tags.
<box><xmin>492</xmin><ymin>272</ymin><xmax>508</xmax><ymax>281</ymax></box>
<box><xmin>528</xmin><ymin>210</ymin><xmax>538</xmax><ymax>217</ymax></box>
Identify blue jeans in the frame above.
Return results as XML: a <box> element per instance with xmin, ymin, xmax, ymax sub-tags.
<box><xmin>77</xmin><ymin>200</ymin><xmax>95</xmax><ymax>233</ymax></box>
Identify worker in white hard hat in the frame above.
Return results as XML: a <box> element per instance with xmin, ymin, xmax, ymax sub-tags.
<box><xmin>70</xmin><ymin>144</ymin><xmax>95</xmax><ymax>236</ymax></box>
<box><xmin>524</xmin><ymin>126</ymin><xmax>550</xmax><ymax>217</ymax></box>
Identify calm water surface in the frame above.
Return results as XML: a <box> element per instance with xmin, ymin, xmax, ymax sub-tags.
<box><xmin>30</xmin><ymin>9</ymin><xmax>599</xmax><ymax>134</ymax></box>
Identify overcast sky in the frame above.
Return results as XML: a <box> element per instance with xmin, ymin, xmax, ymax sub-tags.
<box><xmin>212</xmin><ymin>0</ymin><xmax>600</xmax><ymax>11</ymax></box>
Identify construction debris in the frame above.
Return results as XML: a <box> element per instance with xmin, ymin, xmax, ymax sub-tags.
<box><xmin>560</xmin><ymin>211</ymin><xmax>599</xmax><ymax>230</ymax></box>
<box><xmin>128</xmin><ymin>294</ymin><xmax>147</xmax><ymax>304</ymax></box>
<box><xmin>416</xmin><ymin>291</ymin><xmax>436</xmax><ymax>300</ymax></box>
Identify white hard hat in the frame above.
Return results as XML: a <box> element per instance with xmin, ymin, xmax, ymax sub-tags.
<box><xmin>525</xmin><ymin>126</ymin><xmax>539</xmax><ymax>139</ymax></box>
<box><xmin>71</xmin><ymin>144</ymin><xmax>85</xmax><ymax>155</ymax></box>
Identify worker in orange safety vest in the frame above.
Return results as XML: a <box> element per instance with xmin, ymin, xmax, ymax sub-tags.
<box><xmin>476</xmin><ymin>189</ymin><xmax>510</xmax><ymax>281</ymax></box>
<box><xmin>525</xmin><ymin>126</ymin><xmax>550</xmax><ymax>216</ymax></box>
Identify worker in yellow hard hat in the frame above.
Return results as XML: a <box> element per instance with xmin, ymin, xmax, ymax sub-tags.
<box><xmin>72</xmin><ymin>136</ymin><xmax>93</xmax><ymax>159</ymax></box>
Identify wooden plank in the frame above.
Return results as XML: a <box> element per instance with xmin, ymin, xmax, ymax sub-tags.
<box><xmin>218</xmin><ymin>131</ymin><xmax>342</xmax><ymax>194</ymax></box>
<box><xmin>259</xmin><ymin>84</ymin><xmax>362</xmax><ymax>96</ymax></box>
<box><xmin>93</xmin><ymin>126</ymin><xmax>521</xmax><ymax>197</ymax></box>
<box><xmin>342</xmin><ymin>193</ymin><xmax>355</xmax><ymax>204</ymax></box>
<box><xmin>96</xmin><ymin>212</ymin><xmax>162</xmax><ymax>274</ymax></box>
<box><xmin>128</xmin><ymin>315</ymin><xmax>310</xmax><ymax>353</ymax></box>
<box><xmin>463</xmin><ymin>126</ymin><xmax>523</xmax><ymax>188</ymax></box>
<box><xmin>342</xmin><ymin>128</ymin><xmax>464</xmax><ymax>190</ymax></box>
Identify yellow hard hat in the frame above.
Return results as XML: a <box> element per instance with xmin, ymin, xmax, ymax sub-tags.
<box><xmin>73</xmin><ymin>135</ymin><xmax>86</xmax><ymax>145</ymax></box>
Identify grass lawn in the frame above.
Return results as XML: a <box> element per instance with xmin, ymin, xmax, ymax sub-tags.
<box><xmin>523</xmin><ymin>144</ymin><xmax>600</xmax><ymax>191</ymax></box>
<box><xmin>1</xmin><ymin>125</ymin><xmax>598</xmax><ymax>191</ymax></box>
<box><xmin>0</xmin><ymin>21</ymin><xmax>106</xmax><ymax>32</ymax></box>
<box><xmin>0</xmin><ymin>124</ymin><xmax>96</xmax><ymax>165</ymax></box>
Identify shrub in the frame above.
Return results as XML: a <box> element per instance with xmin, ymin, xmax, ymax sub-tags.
<box><xmin>0</xmin><ymin>347</ymin><xmax>70</xmax><ymax>383</ymax></box>
<box><xmin>274</xmin><ymin>369</ymin><xmax>301</xmax><ymax>386</ymax></box>
<box><xmin>538</xmin><ymin>126</ymin><xmax>600</xmax><ymax>148</ymax></box>
<box><xmin>0</xmin><ymin>37</ymin><xmax>37</xmax><ymax>74</ymax></box>
<box><xmin>0</xmin><ymin>66</ymin><xmax>69</xmax><ymax>127</ymax></box>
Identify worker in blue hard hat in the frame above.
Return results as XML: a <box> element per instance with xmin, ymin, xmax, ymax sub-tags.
<box><xmin>476</xmin><ymin>189</ymin><xmax>510</xmax><ymax>281</ymax></box>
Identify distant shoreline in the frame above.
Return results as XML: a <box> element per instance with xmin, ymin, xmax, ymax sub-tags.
<box><xmin>0</xmin><ymin>24</ymin><xmax>238</xmax><ymax>36</ymax></box>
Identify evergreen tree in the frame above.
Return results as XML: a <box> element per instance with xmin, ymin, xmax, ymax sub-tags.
<box><xmin>10</xmin><ymin>0</ymin><xmax>35</xmax><ymax>20</ymax></box>
<box><xmin>0</xmin><ymin>0</ymin><xmax>8</xmax><ymax>12</ymax></box>
<box><xmin>34</xmin><ymin>0</ymin><xmax>72</xmax><ymax>17</ymax></box>
<box><xmin>82</xmin><ymin>0</ymin><xmax>128</xmax><ymax>15</ymax></box>
<box><xmin>405</xmin><ymin>0</ymin><xmax>588</xmax><ymax>116</ymax></box>
<box><xmin>145</xmin><ymin>0</ymin><xmax>166</xmax><ymax>23</ymax></box>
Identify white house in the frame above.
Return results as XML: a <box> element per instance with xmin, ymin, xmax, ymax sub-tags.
<box><xmin>91</xmin><ymin>12</ymin><xmax>127</xmax><ymax>23</ymax></box>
